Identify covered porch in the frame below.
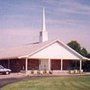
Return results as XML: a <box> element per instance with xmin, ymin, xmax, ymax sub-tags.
<box><xmin>0</xmin><ymin>57</ymin><xmax>86</xmax><ymax>75</ymax></box>
<box><xmin>23</xmin><ymin>58</ymin><xmax>83</xmax><ymax>74</ymax></box>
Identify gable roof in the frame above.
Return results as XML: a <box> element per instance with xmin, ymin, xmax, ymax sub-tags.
<box><xmin>0</xmin><ymin>39</ymin><xmax>89</xmax><ymax>60</ymax></box>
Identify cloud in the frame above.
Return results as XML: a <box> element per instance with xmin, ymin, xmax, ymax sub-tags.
<box><xmin>45</xmin><ymin>0</ymin><xmax>90</xmax><ymax>15</ymax></box>
<box><xmin>46</xmin><ymin>18</ymin><xmax>90</xmax><ymax>31</ymax></box>
<box><xmin>61</xmin><ymin>1</ymin><xmax>90</xmax><ymax>15</ymax></box>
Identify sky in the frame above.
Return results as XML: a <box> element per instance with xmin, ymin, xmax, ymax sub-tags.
<box><xmin>0</xmin><ymin>0</ymin><xmax>90</xmax><ymax>51</ymax></box>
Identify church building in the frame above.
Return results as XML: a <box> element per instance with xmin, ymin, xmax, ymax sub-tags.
<box><xmin>0</xmin><ymin>8</ymin><xmax>89</xmax><ymax>74</ymax></box>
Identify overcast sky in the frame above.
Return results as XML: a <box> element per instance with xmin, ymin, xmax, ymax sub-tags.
<box><xmin>0</xmin><ymin>0</ymin><xmax>90</xmax><ymax>51</ymax></box>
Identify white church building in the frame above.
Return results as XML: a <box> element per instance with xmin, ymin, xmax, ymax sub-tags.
<box><xmin>0</xmin><ymin>8</ymin><xmax>89</xmax><ymax>74</ymax></box>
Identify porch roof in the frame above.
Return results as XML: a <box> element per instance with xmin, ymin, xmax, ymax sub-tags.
<box><xmin>0</xmin><ymin>39</ymin><xmax>89</xmax><ymax>60</ymax></box>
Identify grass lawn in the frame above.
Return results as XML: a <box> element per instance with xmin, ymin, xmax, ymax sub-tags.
<box><xmin>2</xmin><ymin>76</ymin><xmax>90</xmax><ymax>90</ymax></box>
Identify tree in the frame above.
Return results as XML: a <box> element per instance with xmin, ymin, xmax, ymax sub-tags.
<box><xmin>80</xmin><ymin>48</ymin><xmax>88</xmax><ymax>57</ymax></box>
<box><xmin>67</xmin><ymin>41</ymin><xmax>81</xmax><ymax>54</ymax></box>
<box><xmin>67</xmin><ymin>40</ymin><xmax>88</xmax><ymax>57</ymax></box>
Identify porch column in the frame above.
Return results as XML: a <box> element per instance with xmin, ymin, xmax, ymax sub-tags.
<box><xmin>48</xmin><ymin>59</ymin><xmax>51</xmax><ymax>70</ymax></box>
<box><xmin>8</xmin><ymin>59</ymin><xmax>10</xmax><ymax>69</ymax></box>
<box><xmin>25</xmin><ymin>58</ymin><xmax>28</xmax><ymax>72</ymax></box>
<box><xmin>80</xmin><ymin>60</ymin><xmax>82</xmax><ymax>71</ymax></box>
<box><xmin>61</xmin><ymin>59</ymin><xmax>63</xmax><ymax>71</ymax></box>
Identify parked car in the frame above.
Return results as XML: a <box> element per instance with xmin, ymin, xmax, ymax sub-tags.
<box><xmin>0</xmin><ymin>65</ymin><xmax>11</xmax><ymax>75</ymax></box>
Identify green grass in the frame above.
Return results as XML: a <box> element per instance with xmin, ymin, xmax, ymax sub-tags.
<box><xmin>2</xmin><ymin>76</ymin><xmax>90</xmax><ymax>90</ymax></box>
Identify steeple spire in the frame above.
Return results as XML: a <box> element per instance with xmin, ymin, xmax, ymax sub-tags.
<box><xmin>39</xmin><ymin>8</ymin><xmax>48</xmax><ymax>42</ymax></box>
<box><xmin>42</xmin><ymin>7</ymin><xmax>46</xmax><ymax>31</ymax></box>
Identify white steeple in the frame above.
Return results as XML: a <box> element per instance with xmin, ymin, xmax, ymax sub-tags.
<box><xmin>42</xmin><ymin>7</ymin><xmax>46</xmax><ymax>31</ymax></box>
<box><xmin>39</xmin><ymin>8</ymin><xmax>48</xmax><ymax>42</ymax></box>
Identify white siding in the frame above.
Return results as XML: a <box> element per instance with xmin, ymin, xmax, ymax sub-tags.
<box><xmin>30</xmin><ymin>42</ymin><xmax>79</xmax><ymax>59</ymax></box>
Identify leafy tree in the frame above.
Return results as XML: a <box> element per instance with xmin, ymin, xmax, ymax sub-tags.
<box><xmin>80</xmin><ymin>48</ymin><xmax>88</xmax><ymax>57</ymax></box>
<box><xmin>67</xmin><ymin>41</ymin><xmax>81</xmax><ymax>54</ymax></box>
<box><xmin>67</xmin><ymin>40</ymin><xmax>88</xmax><ymax>57</ymax></box>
